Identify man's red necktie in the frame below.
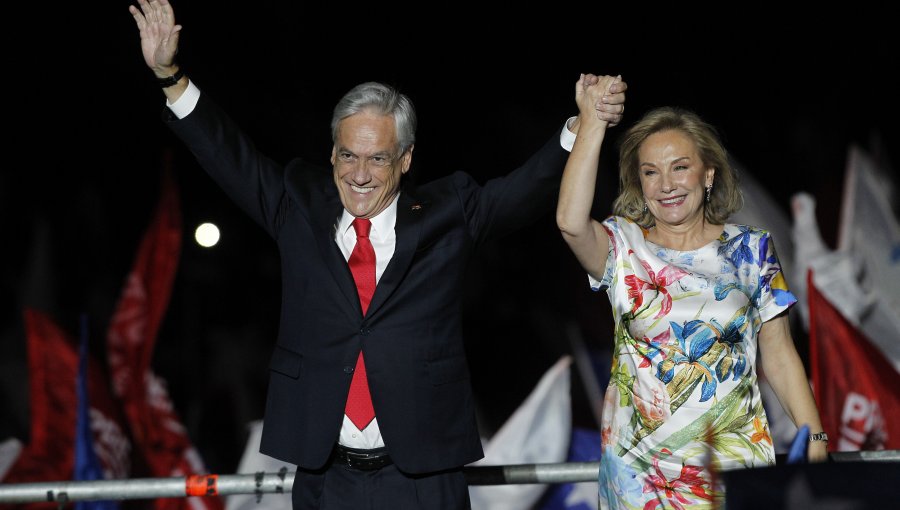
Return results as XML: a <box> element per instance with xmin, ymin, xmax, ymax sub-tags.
<box><xmin>345</xmin><ymin>218</ymin><xmax>376</xmax><ymax>429</ymax></box>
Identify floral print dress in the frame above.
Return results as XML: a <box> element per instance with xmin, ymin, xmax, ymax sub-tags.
<box><xmin>592</xmin><ymin>216</ymin><xmax>796</xmax><ymax>510</ymax></box>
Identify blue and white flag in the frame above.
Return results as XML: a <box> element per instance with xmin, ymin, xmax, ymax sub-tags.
<box><xmin>74</xmin><ymin>315</ymin><xmax>119</xmax><ymax>510</ymax></box>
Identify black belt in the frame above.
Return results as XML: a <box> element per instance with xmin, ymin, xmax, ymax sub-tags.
<box><xmin>333</xmin><ymin>444</ymin><xmax>393</xmax><ymax>471</ymax></box>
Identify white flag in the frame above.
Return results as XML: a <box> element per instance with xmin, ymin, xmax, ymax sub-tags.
<box><xmin>225</xmin><ymin>420</ymin><xmax>295</xmax><ymax>510</ymax></box>
<box><xmin>836</xmin><ymin>145</ymin><xmax>900</xmax><ymax>366</ymax></box>
<box><xmin>790</xmin><ymin>192</ymin><xmax>875</xmax><ymax>331</ymax></box>
<box><xmin>469</xmin><ymin>355</ymin><xmax>572</xmax><ymax>510</ymax></box>
<box><xmin>0</xmin><ymin>437</ymin><xmax>23</xmax><ymax>481</ymax></box>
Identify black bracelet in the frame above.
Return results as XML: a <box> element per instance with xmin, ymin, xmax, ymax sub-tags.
<box><xmin>809</xmin><ymin>432</ymin><xmax>829</xmax><ymax>442</ymax></box>
<box><xmin>157</xmin><ymin>68</ymin><xmax>185</xmax><ymax>88</ymax></box>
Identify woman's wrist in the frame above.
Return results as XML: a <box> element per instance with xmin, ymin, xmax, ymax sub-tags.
<box><xmin>809</xmin><ymin>431</ymin><xmax>829</xmax><ymax>443</ymax></box>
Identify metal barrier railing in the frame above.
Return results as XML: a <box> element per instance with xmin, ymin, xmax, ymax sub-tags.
<box><xmin>1</xmin><ymin>451</ymin><xmax>897</xmax><ymax>504</ymax></box>
<box><xmin>0</xmin><ymin>462</ymin><xmax>600</xmax><ymax>504</ymax></box>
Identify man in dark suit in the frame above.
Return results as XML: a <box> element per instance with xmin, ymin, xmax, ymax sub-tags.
<box><xmin>130</xmin><ymin>1</ymin><xmax>626</xmax><ymax>508</ymax></box>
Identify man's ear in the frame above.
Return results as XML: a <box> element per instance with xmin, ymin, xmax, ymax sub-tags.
<box><xmin>401</xmin><ymin>145</ymin><xmax>415</xmax><ymax>174</ymax></box>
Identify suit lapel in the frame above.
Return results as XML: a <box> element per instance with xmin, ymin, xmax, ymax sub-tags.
<box><xmin>367</xmin><ymin>191</ymin><xmax>423</xmax><ymax>317</ymax></box>
<box><xmin>309</xmin><ymin>188</ymin><xmax>364</xmax><ymax>319</ymax></box>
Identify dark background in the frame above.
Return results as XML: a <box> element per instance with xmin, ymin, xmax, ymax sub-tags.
<box><xmin>2</xmin><ymin>2</ymin><xmax>897</xmax><ymax>474</ymax></box>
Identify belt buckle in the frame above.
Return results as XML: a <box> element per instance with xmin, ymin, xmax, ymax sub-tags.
<box><xmin>346</xmin><ymin>453</ymin><xmax>367</xmax><ymax>470</ymax></box>
<box><xmin>336</xmin><ymin>445</ymin><xmax>390</xmax><ymax>471</ymax></box>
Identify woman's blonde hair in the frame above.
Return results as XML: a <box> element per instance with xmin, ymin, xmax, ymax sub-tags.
<box><xmin>613</xmin><ymin>106</ymin><xmax>743</xmax><ymax>227</ymax></box>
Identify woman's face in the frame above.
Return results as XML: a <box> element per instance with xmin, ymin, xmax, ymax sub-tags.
<box><xmin>638</xmin><ymin>129</ymin><xmax>714</xmax><ymax>228</ymax></box>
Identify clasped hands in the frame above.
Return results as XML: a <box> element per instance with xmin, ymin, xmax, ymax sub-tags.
<box><xmin>578</xmin><ymin>73</ymin><xmax>627</xmax><ymax>129</ymax></box>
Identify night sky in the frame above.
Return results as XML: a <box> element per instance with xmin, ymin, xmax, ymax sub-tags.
<box><xmin>2</xmin><ymin>2</ymin><xmax>897</xmax><ymax>474</ymax></box>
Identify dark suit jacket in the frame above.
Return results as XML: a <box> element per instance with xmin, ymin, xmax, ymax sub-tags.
<box><xmin>167</xmin><ymin>93</ymin><xmax>569</xmax><ymax>474</ymax></box>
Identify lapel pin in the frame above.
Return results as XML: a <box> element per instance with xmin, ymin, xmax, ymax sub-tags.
<box><xmin>411</xmin><ymin>204</ymin><xmax>422</xmax><ymax>211</ymax></box>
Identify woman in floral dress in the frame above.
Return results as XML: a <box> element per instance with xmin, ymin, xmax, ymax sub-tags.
<box><xmin>556</xmin><ymin>75</ymin><xmax>827</xmax><ymax>509</ymax></box>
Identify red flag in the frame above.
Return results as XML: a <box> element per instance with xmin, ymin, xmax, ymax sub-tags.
<box><xmin>2</xmin><ymin>310</ymin><xmax>131</xmax><ymax>510</ymax></box>
<box><xmin>105</xmin><ymin>169</ymin><xmax>223</xmax><ymax>510</ymax></box>
<box><xmin>3</xmin><ymin>309</ymin><xmax>80</xmax><ymax>488</ymax></box>
<box><xmin>808</xmin><ymin>270</ymin><xmax>900</xmax><ymax>451</ymax></box>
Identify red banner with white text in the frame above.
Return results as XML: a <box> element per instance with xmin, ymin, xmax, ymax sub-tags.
<box><xmin>808</xmin><ymin>271</ymin><xmax>900</xmax><ymax>451</ymax></box>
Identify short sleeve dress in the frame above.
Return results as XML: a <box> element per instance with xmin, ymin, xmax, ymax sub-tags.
<box><xmin>593</xmin><ymin>216</ymin><xmax>796</xmax><ymax>510</ymax></box>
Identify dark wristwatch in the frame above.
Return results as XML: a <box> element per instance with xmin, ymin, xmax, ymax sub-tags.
<box><xmin>157</xmin><ymin>68</ymin><xmax>185</xmax><ymax>88</ymax></box>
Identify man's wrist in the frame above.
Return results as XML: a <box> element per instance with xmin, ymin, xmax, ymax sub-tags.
<box><xmin>559</xmin><ymin>116</ymin><xmax>578</xmax><ymax>152</ymax></box>
<box><xmin>157</xmin><ymin>68</ymin><xmax>184</xmax><ymax>88</ymax></box>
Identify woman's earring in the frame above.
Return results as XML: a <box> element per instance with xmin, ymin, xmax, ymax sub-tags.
<box><xmin>705</xmin><ymin>184</ymin><xmax>712</xmax><ymax>203</ymax></box>
<box><xmin>643</xmin><ymin>202</ymin><xmax>649</xmax><ymax>213</ymax></box>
